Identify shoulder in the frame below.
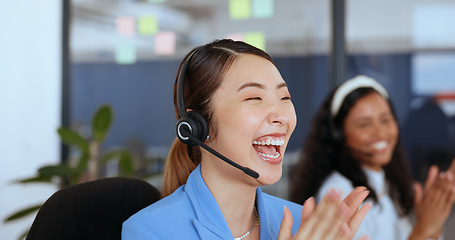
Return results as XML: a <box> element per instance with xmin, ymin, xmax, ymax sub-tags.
<box><xmin>316</xmin><ymin>171</ymin><xmax>354</xmax><ymax>202</ymax></box>
<box><xmin>122</xmin><ymin>186</ymin><xmax>196</xmax><ymax>239</ymax></box>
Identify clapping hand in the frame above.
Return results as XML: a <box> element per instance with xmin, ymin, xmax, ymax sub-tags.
<box><xmin>279</xmin><ymin>187</ymin><xmax>371</xmax><ymax>240</ymax></box>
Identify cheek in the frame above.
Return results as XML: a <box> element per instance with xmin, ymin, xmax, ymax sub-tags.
<box><xmin>344</xmin><ymin>129</ymin><xmax>368</xmax><ymax>147</ymax></box>
<box><xmin>389</xmin><ymin>123</ymin><xmax>399</xmax><ymax>142</ymax></box>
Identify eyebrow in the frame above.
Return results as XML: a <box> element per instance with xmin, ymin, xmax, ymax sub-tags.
<box><xmin>237</xmin><ymin>82</ymin><xmax>288</xmax><ymax>92</ymax></box>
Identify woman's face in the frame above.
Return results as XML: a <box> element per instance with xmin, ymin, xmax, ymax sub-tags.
<box><xmin>343</xmin><ymin>92</ymin><xmax>398</xmax><ymax>171</ymax></box>
<box><xmin>206</xmin><ymin>54</ymin><xmax>296</xmax><ymax>185</ymax></box>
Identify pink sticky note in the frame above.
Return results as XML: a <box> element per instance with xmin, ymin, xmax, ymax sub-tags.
<box><xmin>154</xmin><ymin>31</ymin><xmax>176</xmax><ymax>55</ymax></box>
<box><xmin>116</xmin><ymin>16</ymin><xmax>135</xmax><ymax>36</ymax></box>
<box><xmin>225</xmin><ymin>32</ymin><xmax>244</xmax><ymax>41</ymax></box>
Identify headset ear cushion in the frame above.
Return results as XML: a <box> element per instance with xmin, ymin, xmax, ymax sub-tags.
<box><xmin>187</xmin><ymin>111</ymin><xmax>209</xmax><ymax>142</ymax></box>
<box><xmin>176</xmin><ymin>111</ymin><xmax>209</xmax><ymax>146</ymax></box>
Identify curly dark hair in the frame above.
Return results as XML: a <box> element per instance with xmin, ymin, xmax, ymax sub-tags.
<box><xmin>288</xmin><ymin>87</ymin><xmax>415</xmax><ymax>216</ymax></box>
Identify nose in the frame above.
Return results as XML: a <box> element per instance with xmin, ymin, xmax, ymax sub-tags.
<box><xmin>269</xmin><ymin>107</ymin><xmax>291</xmax><ymax>126</ymax></box>
<box><xmin>372</xmin><ymin>122</ymin><xmax>387</xmax><ymax>138</ymax></box>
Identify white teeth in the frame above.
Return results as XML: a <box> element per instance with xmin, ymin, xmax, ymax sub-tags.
<box><xmin>258</xmin><ymin>152</ymin><xmax>281</xmax><ymax>159</ymax></box>
<box><xmin>372</xmin><ymin>141</ymin><xmax>387</xmax><ymax>150</ymax></box>
<box><xmin>252</xmin><ymin>139</ymin><xmax>285</xmax><ymax>146</ymax></box>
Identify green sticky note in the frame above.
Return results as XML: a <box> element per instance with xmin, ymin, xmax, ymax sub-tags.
<box><xmin>138</xmin><ymin>16</ymin><xmax>158</xmax><ymax>35</ymax></box>
<box><xmin>252</xmin><ymin>0</ymin><xmax>274</xmax><ymax>18</ymax></box>
<box><xmin>244</xmin><ymin>32</ymin><xmax>265</xmax><ymax>51</ymax></box>
<box><xmin>229</xmin><ymin>0</ymin><xmax>251</xmax><ymax>20</ymax></box>
<box><xmin>115</xmin><ymin>43</ymin><xmax>136</xmax><ymax>64</ymax></box>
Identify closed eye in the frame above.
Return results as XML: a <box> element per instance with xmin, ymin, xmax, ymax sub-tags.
<box><xmin>281</xmin><ymin>96</ymin><xmax>291</xmax><ymax>100</ymax></box>
<box><xmin>245</xmin><ymin>97</ymin><xmax>262</xmax><ymax>101</ymax></box>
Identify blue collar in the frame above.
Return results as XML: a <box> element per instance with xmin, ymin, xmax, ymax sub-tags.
<box><xmin>184</xmin><ymin>165</ymin><xmax>277</xmax><ymax>239</ymax></box>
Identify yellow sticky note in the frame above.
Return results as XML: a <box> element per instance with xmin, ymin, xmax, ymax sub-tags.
<box><xmin>244</xmin><ymin>32</ymin><xmax>265</xmax><ymax>51</ymax></box>
<box><xmin>154</xmin><ymin>31</ymin><xmax>176</xmax><ymax>55</ymax></box>
<box><xmin>115</xmin><ymin>43</ymin><xmax>136</xmax><ymax>64</ymax></box>
<box><xmin>229</xmin><ymin>0</ymin><xmax>251</xmax><ymax>20</ymax></box>
<box><xmin>138</xmin><ymin>16</ymin><xmax>158</xmax><ymax>35</ymax></box>
<box><xmin>252</xmin><ymin>0</ymin><xmax>274</xmax><ymax>19</ymax></box>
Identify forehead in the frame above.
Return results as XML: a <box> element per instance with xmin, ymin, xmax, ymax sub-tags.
<box><xmin>221</xmin><ymin>54</ymin><xmax>283</xmax><ymax>87</ymax></box>
<box><xmin>348</xmin><ymin>92</ymin><xmax>391</xmax><ymax>117</ymax></box>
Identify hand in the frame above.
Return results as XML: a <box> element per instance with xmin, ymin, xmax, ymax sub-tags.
<box><xmin>278</xmin><ymin>187</ymin><xmax>371</xmax><ymax>240</ymax></box>
<box><xmin>411</xmin><ymin>168</ymin><xmax>455</xmax><ymax>239</ymax></box>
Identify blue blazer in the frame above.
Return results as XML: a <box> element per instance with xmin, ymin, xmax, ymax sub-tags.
<box><xmin>122</xmin><ymin>165</ymin><xmax>302</xmax><ymax>239</ymax></box>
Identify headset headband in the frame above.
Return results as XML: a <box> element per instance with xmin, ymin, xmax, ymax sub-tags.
<box><xmin>331</xmin><ymin>75</ymin><xmax>389</xmax><ymax>117</ymax></box>
<box><xmin>176</xmin><ymin>49</ymin><xmax>199</xmax><ymax>119</ymax></box>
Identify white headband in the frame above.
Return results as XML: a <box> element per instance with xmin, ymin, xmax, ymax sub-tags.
<box><xmin>331</xmin><ymin>75</ymin><xmax>389</xmax><ymax>117</ymax></box>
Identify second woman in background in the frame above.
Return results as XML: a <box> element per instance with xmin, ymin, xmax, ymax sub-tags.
<box><xmin>289</xmin><ymin>75</ymin><xmax>455</xmax><ymax>240</ymax></box>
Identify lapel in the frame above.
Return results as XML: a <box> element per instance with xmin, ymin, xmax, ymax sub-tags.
<box><xmin>256</xmin><ymin>188</ymin><xmax>279</xmax><ymax>239</ymax></box>
<box><xmin>185</xmin><ymin>165</ymin><xmax>233</xmax><ymax>239</ymax></box>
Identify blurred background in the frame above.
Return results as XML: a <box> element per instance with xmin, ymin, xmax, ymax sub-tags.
<box><xmin>1</xmin><ymin>0</ymin><xmax>455</xmax><ymax>239</ymax></box>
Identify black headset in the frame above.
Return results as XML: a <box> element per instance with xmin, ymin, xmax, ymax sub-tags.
<box><xmin>173</xmin><ymin>47</ymin><xmax>259</xmax><ymax>179</ymax></box>
<box><xmin>329</xmin><ymin>115</ymin><xmax>344</xmax><ymax>143</ymax></box>
<box><xmin>175</xmin><ymin>48</ymin><xmax>209</xmax><ymax>146</ymax></box>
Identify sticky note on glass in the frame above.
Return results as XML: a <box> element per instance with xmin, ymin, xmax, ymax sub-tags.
<box><xmin>252</xmin><ymin>0</ymin><xmax>274</xmax><ymax>18</ymax></box>
<box><xmin>229</xmin><ymin>0</ymin><xmax>251</xmax><ymax>20</ymax></box>
<box><xmin>116</xmin><ymin>16</ymin><xmax>135</xmax><ymax>36</ymax></box>
<box><xmin>225</xmin><ymin>32</ymin><xmax>244</xmax><ymax>42</ymax></box>
<box><xmin>138</xmin><ymin>16</ymin><xmax>158</xmax><ymax>35</ymax></box>
<box><xmin>155</xmin><ymin>31</ymin><xmax>176</xmax><ymax>55</ymax></box>
<box><xmin>115</xmin><ymin>43</ymin><xmax>136</xmax><ymax>64</ymax></box>
<box><xmin>244</xmin><ymin>32</ymin><xmax>265</xmax><ymax>51</ymax></box>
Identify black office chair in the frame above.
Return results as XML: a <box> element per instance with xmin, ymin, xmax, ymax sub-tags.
<box><xmin>26</xmin><ymin>177</ymin><xmax>161</xmax><ymax>240</ymax></box>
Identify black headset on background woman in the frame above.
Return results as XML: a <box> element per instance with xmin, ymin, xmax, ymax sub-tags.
<box><xmin>175</xmin><ymin>48</ymin><xmax>259</xmax><ymax>179</ymax></box>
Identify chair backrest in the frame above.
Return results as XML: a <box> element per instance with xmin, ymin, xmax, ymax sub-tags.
<box><xmin>26</xmin><ymin>177</ymin><xmax>161</xmax><ymax>240</ymax></box>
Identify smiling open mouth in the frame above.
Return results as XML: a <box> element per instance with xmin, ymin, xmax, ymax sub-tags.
<box><xmin>252</xmin><ymin>136</ymin><xmax>284</xmax><ymax>159</ymax></box>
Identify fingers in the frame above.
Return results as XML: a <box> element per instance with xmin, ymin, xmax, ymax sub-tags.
<box><xmin>413</xmin><ymin>170</ymin><xmax>455</xmax><ymax>238</ymax></box>
<box><xmin>347</xmin><ymin>202</ymin><xmax>372</xmax><ymax>238</ymax></box>
<box><xmin>295</xmin><ymin>189</ymin><xmax>344</xmax><ymax>239</ymax></box>
<box><xmin>301</xmin><ymin>197</ymin><xmax>316</xmax><ymax>225</ymax></box>
<box><xmin>358</xmin><ymin>235</ymin><xmax>371</xmax><ymax>240</ymax></box>
<box><xmin>278</xmin><ymin>206</ymin><xmax>293</xmax><ymax>240</ymax></box>
<box><xmin>413</xmin><ymin>182</ymin><xmax>423</xmax><ymax>208</ymax></box>
<box><xmin>342</xmin><ymin>186</ymin><xmax>369</xmax><ymax>210</ymax></box>
<box><xmin>424</xmin><ymin>165</ymin><xmax>439</xmax><ymax>193</ymax></box>
<box><xmin>448</xmin><ymin>158</ymin><xmax>455</xmax><ymax>175</ymax></box>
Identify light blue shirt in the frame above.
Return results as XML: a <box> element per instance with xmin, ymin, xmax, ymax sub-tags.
<box><xmin>122</xmin><ymin>165</ymin><xmax>302</xmax><ymax>239</ymax></box>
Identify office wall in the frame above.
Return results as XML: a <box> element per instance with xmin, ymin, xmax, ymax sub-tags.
<box><xmin>0</xmin><ymin>1</ymin><xmax>61</xmax><ymax>239</ymax></box>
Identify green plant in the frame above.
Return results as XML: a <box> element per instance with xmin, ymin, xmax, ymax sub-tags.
<box><xmin>4</xmin><ymin>104</ymin><xmax>134</xmax><ymax>239</ymax></box>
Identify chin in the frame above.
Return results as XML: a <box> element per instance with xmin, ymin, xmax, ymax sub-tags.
<box><xmin>257</xmin><ymin>169</ymin><xmax>282</xmax><ymax>186</ymax></box>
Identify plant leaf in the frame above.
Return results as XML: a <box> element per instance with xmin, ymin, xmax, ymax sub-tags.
<box><xmin>4</xmin><ymin>204</ymin><xmax>42</xmax><ymax>222</ymax></box>
<box><xmin>58</xmin><ymin>127</ymin><xmax>89</xmax><ymax>154</ymax></box>
<box><xmin>13</xmin><ymin>176</ymin><xmax>52</xmax><ymax>184</ymax></box>
<box><xmin>76</xmin><ymin>152</ymin><xmax>89</xmax><ymax>170</ymax></box>
<box><xmin>92</xmin><ymin>105</ymin><xmax>113</xmax><ymax>142</ymax></box>
<box><xmin>100</xmin><ymin>150</ymin><xmax>134</xmax><ymax>176</ymax></box>
<box><xmin>118</xmin><ymin>152</ymin><xmax>134</xmax><ymax>176</ymax></box>
<box><xmin>99</xmin><ymin>150</ymin><xmax>121</xmax><ymax>163</ymax></box>
<box><xmin>38</xmin><ymin>165</ymin><xmax>79</xmax><ymax>178</ymax></box>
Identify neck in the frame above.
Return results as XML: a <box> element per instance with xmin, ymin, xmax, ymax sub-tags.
<box><xmin>200</xmin><ymin>160</ymin><xmax>258</xmax><ymax>238</ymax></box>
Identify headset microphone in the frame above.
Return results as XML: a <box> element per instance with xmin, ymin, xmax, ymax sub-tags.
<box><xmin>175</xmin><ymin>47</ymin><xmax>260</xmax><ymax>179</ymax></box>
<box><xmin>179</xmin><ymin>127</ymin><xmax>260</xmax><ymax>179</ymax></box>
